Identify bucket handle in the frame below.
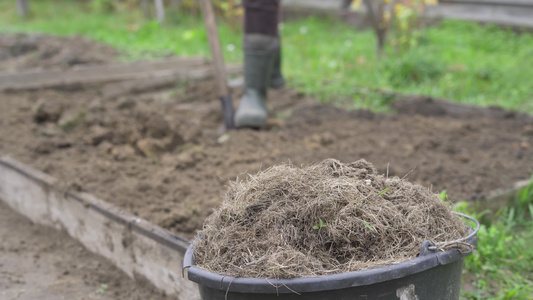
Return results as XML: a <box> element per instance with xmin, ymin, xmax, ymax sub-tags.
<box><xmin>423</xmin><ymin>212</ymin><xmax>480</xmax><ymax>253</ymax></box>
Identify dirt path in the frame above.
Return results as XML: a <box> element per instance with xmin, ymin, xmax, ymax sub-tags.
<box><xmin>0</xmin><ymin>201</ymin><xmax>173</xmax><ymax>300</ymax></box>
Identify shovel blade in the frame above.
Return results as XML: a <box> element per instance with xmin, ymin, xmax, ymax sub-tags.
<box><xmin>219</xmin><ymin>95</ymin><xmax>235</xmax><ymax>130</ymax></box>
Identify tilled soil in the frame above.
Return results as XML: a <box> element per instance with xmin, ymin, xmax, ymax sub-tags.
<box><xmin>0</xmin><ymin>33</ymin><xmax>117</xmax><ymax>72</ymax></box>
<box><xmin>1</xmin><ymin>82</ymin><xmax>533</xmax><ymax>240</ymax></box>
<box><xmin>0</xmin><ymin>201</ymin><xmax>173</xmax><ymax>300</ymax></box>
<box><xmin>1</xmin><ymin>34</ymin><xmax>533</xmax><ymax>242</ymax></box>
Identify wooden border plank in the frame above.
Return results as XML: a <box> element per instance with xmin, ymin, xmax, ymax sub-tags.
<box><xmin>0</xmin><ymin>57</ymin><xmax>206</xmax><ymax>91</ymax></box>
<box><xmin>479</xmin><ymin>179</ymin><xmax>531</xmax><ymax>213</ymax></box>
<box><xmin>425</xmin><ymin>4</ymin><xmax>533</xmax><ymax>28</ymax></box>
<box><xmin>101</xmin><ymin>63</ymin><xmax>242</xmax><ymax>99</ymax></box>
<box><xmin>441</xmin><ymin>0</ymin><xmax>533</xmax><ymax>7</ymax></box>
<box><xmin>0</xmin><ymin>156</ymin><xmax>200</xmax><ymax>299</ymax></box>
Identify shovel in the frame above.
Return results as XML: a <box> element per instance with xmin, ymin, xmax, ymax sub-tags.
<box><xmin>200</xmin><ymin>0</ymin><xmax>235</xmax><ymax>130</ymax></box>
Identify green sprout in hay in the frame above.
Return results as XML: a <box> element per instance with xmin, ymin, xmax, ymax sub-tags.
<box><xmin>313</xmin><ymin>219</ymin><xmax>327</xmax><ymax>230</ymax></box>
<box><xmin>363</xmin><ymin>220</ymin><xmax>376</xmax><ymax>232</ymax></box>
<box><xmin>96</xmin><ymin>283</ymin><xmax>108</xmax><ymax>295</ymax></box>
<box><xmin>379</xmin><ymin>187</ymin><xmax>391</xmax><ymax>195</ymax></box>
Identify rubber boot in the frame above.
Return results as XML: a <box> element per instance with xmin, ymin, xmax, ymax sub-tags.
<box><xmin>234</xmin><ymin>34</ymin><xmax>279</xmax><ymax>129</ymax></box>
<box><xmin>269</xmin><ymin>41</ymin><xmax>285</xmax><ymax>89</ymax></box>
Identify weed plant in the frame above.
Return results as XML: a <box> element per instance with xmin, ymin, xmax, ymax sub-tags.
<box><xmin>454</xmin><ymin>179</ymin><xmax>533</xmax><ymax>300</ymax></box>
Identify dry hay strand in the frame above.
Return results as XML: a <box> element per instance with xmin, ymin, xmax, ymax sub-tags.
<box><xmin>194</xmin><ymin>159</ymin><xmax>470</xmax><ymax>279</ymax></box>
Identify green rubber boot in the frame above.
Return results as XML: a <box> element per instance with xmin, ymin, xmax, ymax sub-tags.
<box><xmin>235</xmin><ymin>34</ymin><xmax>279</xmax><ymax>129</ymax></box>
<box><xmin>270</xmin><ymin>41</ymin><xmax>285</xmax><ymax>89</ymax></box>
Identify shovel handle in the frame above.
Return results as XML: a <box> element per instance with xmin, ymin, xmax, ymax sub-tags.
<box><xmin>200</xmin><ymin>0</ymin><xmax>235</xmax><ymax>130</ymax></box>
<box><xmin>200</xmin><ymin>0</ymin><xmax>230</xmax><ymax>97</ymax></box>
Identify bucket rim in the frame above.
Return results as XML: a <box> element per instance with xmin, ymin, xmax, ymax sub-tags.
<box><xmin>183</xmin><ymin>217</ymin><xmax>478</xmax><ymax>294</ymax></box>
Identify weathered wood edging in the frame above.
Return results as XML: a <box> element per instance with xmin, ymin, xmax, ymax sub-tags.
<box><xmin>0</xmin><ymin>57</ymin><xmax>206</xmax><ymax>91</ymax></box>
<box><xmin>0</xmin><ymin>156</ymin><xmax>199</xmax><ymax>299</ymax></box>
<box><xmin>479</xmin><ymin>179</ymin><xmax>531</xmax><ymax>214</ymax></box>
<box><xmin>281</xmin><ymin>0</ymin><xmax>533</xmax><ymax>28</ymax></box>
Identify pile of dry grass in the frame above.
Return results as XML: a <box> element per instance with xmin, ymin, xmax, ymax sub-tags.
<box><xmin>194</xmin><ymin>159</ymin><xmax>470</xmax><ymax>279</ymax></box>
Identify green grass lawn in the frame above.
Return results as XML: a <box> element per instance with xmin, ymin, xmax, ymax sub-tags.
<box><xmin>1</xmin><ymin>0</ymin><xmax>532</xmax><ymax>113</ymax></box>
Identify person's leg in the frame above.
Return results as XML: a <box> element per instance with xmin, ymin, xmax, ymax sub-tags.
<box><xmin>243</xmin><ymin>0</ymin><xmax>280</xmax><ymax>36</ymax></box>
<box><xmin>235</xmin><ymin>0</ymin><xmax>283</xmax><ymax>128</ymax></box>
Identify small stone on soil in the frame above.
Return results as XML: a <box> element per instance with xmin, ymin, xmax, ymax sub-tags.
<box><xmin>39</xmin><ymin>124</ymin><xmax>62</xmax><ymax>137</ymax></box>
<box><xmin>32</xmin><ymin>140</ymin><xmax>54</xmax><ymax>154</ymax></box>
<box><xmin>86</xmin><ymin>125</ymin><xmax>112</xmax><ymax>146</ymax></box>
<box><xmin>136</xmin><ymin>139</ymin><xmax>163</xmax><ymax>158</ymax></box>
<box><xmin>145</xmin><ymin>117</ymin><xmax>171</xmax><ymax>139</ymax></box>
<box><xmin>175</xmin><ymin>152</ymin><xmax>197</xmax><ymax>169</ymax></box>
<box><xmin>33</xmin><ymin>101</ymin><xmax>63</xmax><ymax>123</ymax></box>
<box><xmin>116</xmin><ymin>99</ymin><xmax>136</xmax><ymax>110</ymax></box>
<box><xmin>97</xmin><ymin>141</ymin><xmax>113</xmax><ymax>155</ymax></box>
<box><xmin>523</xmin><ymin>125</ymin><xmax>533</xmax><ymax>136</ymax></box>
<box><xmin>88</xmin><ymin>99</ymin><xmax>105</xmax><ymax>112</ymax></box>
<box><xmin>111</xmin><ymin>145</ymin><xmax>136</xmax><ymax>161</ymax></box>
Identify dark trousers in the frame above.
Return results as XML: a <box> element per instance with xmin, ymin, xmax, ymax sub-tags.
<box><xmin>243</xmin><ymin>0</ymin><xmax>280</xmax><ymax>36</ymax></box>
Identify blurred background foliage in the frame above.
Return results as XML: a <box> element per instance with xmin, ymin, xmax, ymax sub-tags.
<box><xmin>89</xmin><ymin>0</ymin><xmax>243</xmax><ymax>27</ymax></box>
<box><xmin>2</xmin><ymin>0</ymin><xmax>532</xmax><ymax>114</ymax></box>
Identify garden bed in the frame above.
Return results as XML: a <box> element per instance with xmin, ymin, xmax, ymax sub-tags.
<box><xmin>1</xmin><ymin>33</ymin><xmax>532</xmax><ymax>241</ymax></box>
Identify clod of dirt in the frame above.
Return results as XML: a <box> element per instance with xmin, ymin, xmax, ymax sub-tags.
<box><xmin>176</xmin><ymin>146</ymin><xmax>206</xmax><ymax>168</ymax></box>
<box><xmin>31</xmin><ymin>140</ymin><xmax>55</xmax><ymax>155</ymax></box>
<box><xmin>86</xmin><ymin>125</ymin><xmax>112</xmax><ymax>146</ymax></box>
<box><xmin>194</xmin><ymin>159</ymin><xmax>470</xmax><ymax>279</ymax></box>
<box><xmin>38</xmin><ymin>124</ymin><xmax>62</xmax><ymax>137</ymax></box>
<box><xmin>175</xmin><ymin>152</ymin><xmax>198</xmax><ymax>170</ymax></box>
<box><xmin>31</xmin><ymin>138</ymin><xmax>73</xmax><ymax>154</ymax></box>
<box><xmin>146</xmin><ymin>117</ymin><xmax>171</xmax><ymax>139</ymax></box>
<box><xmin>112</xmin><ymin>125</ymin><xmax>142</xmax><ymax>146</ymax></box>
<box><xmin>265</xmin><ymin>118</ymin><xmax>285</xmax><ymax>130</ymax></box>
<box><xmin>0</xmin><ymin>33</ymin><xmax>117</xmax><ymax>71</ymax></box>
<box><xmin>136</xmin><ymin>132</ymin><xmax>186</xmax><ymax>159</ymax></box>
<box><xmin>136</xmin><ymin>139</ymin><xmax>164</xmax><ymax>159</ymax></box>
<box><xmin>136</xmin><ymin>111</ymin><xmax>172</xmax><ymax>139</ymax></box>
<box><xmin>111</xmin><ymin>145</ymin><xmax>136</xmax><ymax>161</ymax></box>
<box><xmin>1</xmin><ymin>34</ymin><xmax>38</xmax><ymax>57</ymax></box>
<box><xmin>181</xmin><ymin>126</ymin><xmax>203</xmax><ymax>144</ymax></box>
<box><xmin>97</xmin><ymin>141</ymin><xmax>113</xmax><ymax>155</ymax></box>
<box><xmin>33</xmin><ymin>101</ymin><xmax>64</xmax><ymax>123</ymax></box>
<box><xmin>305</xmin><ymin>132</ymin><xmax>336</xmax><ymax>150</ymax></box>
<box><xmin>524</xmin><ymin>125</ymin><xmax>533</xmax><ymax>136</ymax></box>
<box><xmin>158</xmin><ymin>206</ymin><xmax>202</xmax><ymax>234</ymax></box>
<box><xmin>116</xmin><ymin>98</ymin><xmax>137</xmax><ymax>110</ymax></box>
<box><xmin>0</xmin><ymin>49</ymin><xmax>9</xmax><ymax>60</ymax></box>
<box><xmin>88</xmin><ymin>99</ymin><xmax>106</xmax><ymax>112</ymax></box>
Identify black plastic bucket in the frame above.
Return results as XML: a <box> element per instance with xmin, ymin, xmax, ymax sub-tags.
<box><xmin>183</xmin><ymin>213</ymin><xmax>478</xmax><ymax>300</ymax></box>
